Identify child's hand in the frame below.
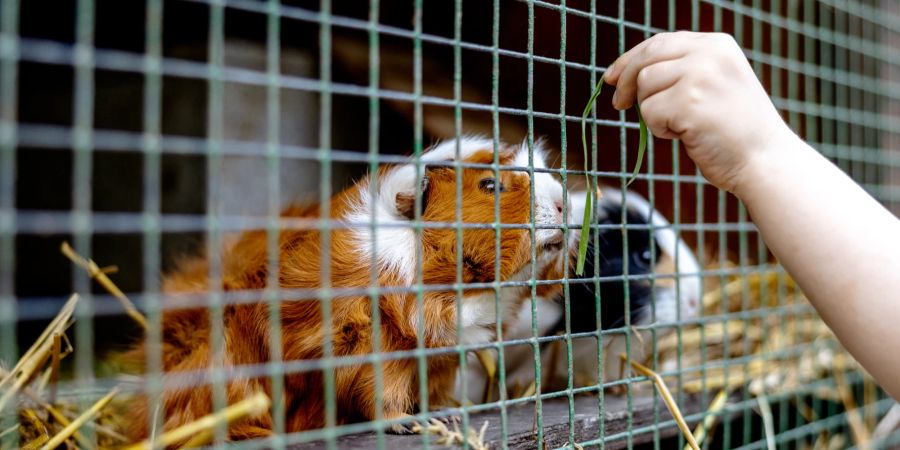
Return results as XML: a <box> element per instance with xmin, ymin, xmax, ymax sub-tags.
<box><xmin>605</xmin><ymin>32</ymin><xmax>900</xmax><ymax>400</ymax></box>
<box><xmin>604</xmin><ymin>31</ymin><xmax>795</xmax><ymax>194</ymax></box>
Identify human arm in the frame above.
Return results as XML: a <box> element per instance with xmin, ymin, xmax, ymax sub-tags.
<box><xmin>605</xmin><ymin>31</ymin><xmax>900</xmax><ymax>399</ymax></box>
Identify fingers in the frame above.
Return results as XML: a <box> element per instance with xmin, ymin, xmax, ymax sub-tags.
<box><xmin>605</xmin><ymin>32</ymin><xmax>707</xmax><ymax>110</ymax></box>
<box><xmin>637</xmin><ymin>86</ymin><xmax>683</xmax><ymax>140</ymax></box>
<box><xmin>634</xmin><ymin>59</ymin><xmax>685</xmax><ymax>105</ymax></box>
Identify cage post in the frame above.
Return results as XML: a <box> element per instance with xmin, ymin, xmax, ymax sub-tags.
<box><xmin>141</xmin><ymin>0</ymin><xmax>165</xmax><ymax>441</ymax></box>
<box><xmin>450</xmin><ymin>1</ymin><xmax>473</xmax><ymax>449</ymax></box>
<box><xmin>614</xmin><ymin>1</ymin><xmax>637</xmax><ymax>449</ymax></box>
<box><xmin>0</xmin><ymin>0</ymin><xmax>19</xmax><ymax>443</ymax></box>
<box><xmin>316</xmin><ymin>1</ymin><xmax>338</xmax><ymax>448</ymax></box>
<box><xmin>410</xmin><ymin>2</ymin><xmax>431</xmax><ymax>449</ymax></box>
<box><xmin>586</xmin><ymin>0</ymin><xmax>606</xmax><ymax>448</ymax></box>
<box><xmin>524</xmin><ymin>1</ymin><xmax>544</xmax><ymax>448</ymax></box>
<box><xmin>488</xmin><ymin>0</ymin><xmax>511</xmax><ymax>448</ymax></box>
<box><xmin>366</xmin><ymin>1</ymin><xmax>387</xmax><ymax>449</ymax></box>
<box><xmin>72</xmin><ymin>0</ymin><xmax>98</xmax><ymax>442</ymax></box>
<box><xmin>265</xmin><ymin>0</ymin><xmax>287</xmax><ymax>444</ymax></box>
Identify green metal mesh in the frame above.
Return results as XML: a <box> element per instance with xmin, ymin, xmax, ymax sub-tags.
<box><xmin>1</xmin><ymin>1</ymin><xmax>899</xmax><ymax>449</ymax></box>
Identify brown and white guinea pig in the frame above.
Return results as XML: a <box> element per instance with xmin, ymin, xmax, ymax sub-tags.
<box><xmin>458</xmin><ymin>187</ymin><xmax>700</xmax><ymax>402</ymax></box>
<box><xmin>123</xmin><ymin>137</ymin><xmax>568</xmax><ymax>442</ymax></box>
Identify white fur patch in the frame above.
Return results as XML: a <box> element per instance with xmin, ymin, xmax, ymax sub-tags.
<box><xmin>343</xmin><ymin>179</ymin><xmax>418</xmax><ymax>283</ymax></box>
<box><xmin>344</xmin><ymin>137</ymin><xmax>498</xmax><ymax>283</ymax></box>
<box><xmin>419</xmin><ymin>136</ymin><xmax>496</xmax><ymax>163</ymax></box>
<box><xmin>513</xmin><ymin>141</ymin><xmax>567</xmax><ymax>247</ymax></box>
<box><xmin>454</xmin><ymin>294</ymin><xmax>563</xmax><ymax>402</ymax></box>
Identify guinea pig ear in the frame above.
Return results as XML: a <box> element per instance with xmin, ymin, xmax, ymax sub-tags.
<box><xmin>394</xmin><ymin>168</ymin><xmax>431</xmax><ymax>220</ymax></box>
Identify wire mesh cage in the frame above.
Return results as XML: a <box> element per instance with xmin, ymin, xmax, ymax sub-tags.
<box><xmin>1</xmin><ymin>0</ymin><xmax>899</xmax><ymax>449</ymax></box>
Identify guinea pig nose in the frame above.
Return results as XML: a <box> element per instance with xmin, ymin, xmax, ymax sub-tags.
<box><xmin>555</xmin><ymin>201</ymin><xmax>564</xmax><ymax>214</ymax></box>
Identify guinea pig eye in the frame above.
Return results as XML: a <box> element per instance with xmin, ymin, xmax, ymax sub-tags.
<box><xmin>478</xmin><ymin>177</ymin><xmax>505</xmax><ymax>193</ymax></box>
<box><xmin>633</xmin><ymin>249</ymin><xmax>653</xmax><ymax>270</ymax></box>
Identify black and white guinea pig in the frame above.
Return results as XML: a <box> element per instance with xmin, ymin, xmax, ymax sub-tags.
<box><xmin>564</xmin><ymin>187</ymin><xmax>701</xmax><ymax>333</ymax></box>
<box><xmin>457</xmin><ymin>187</ymin><xmax>701</xmax><ymax>402</ymax></box>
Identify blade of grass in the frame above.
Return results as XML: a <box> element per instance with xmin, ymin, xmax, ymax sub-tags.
<box><xmin>575</xmin><ymin>193</ymin><xmax>592</xmax><ymax>275</ymax></box>
<box><xmin>628</xmin><ymin>103</ymin><xmax>648</xmax><ymax>186</ymax></box>
<box><xmin>577</xmin><ymin>78</ymin><xmax>605</xmax><ymax>275</ymax></box>
<box><xmin>577</xmin><ymin>76</ymin><xmax>649</xmax><ymax>273</ymax></box>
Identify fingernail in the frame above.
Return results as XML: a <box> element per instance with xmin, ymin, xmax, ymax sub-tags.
<box><xmin>606</xmin><ymin>62</ymin><xmax>615</xmax><ymax>78</ymax></box>
<box><xmin>612</xmin><ymin>90</ymin><xmax>619</xmax><ymax>108</ymax></box>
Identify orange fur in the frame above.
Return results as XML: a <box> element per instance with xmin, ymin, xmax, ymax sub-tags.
<box><xmin>124</xmin><ymin>143</ymin><xmax>564</xmax><ymax>442</ymax></box>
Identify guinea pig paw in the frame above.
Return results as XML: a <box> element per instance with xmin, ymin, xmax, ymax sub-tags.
<box><xmin>386</xmin><ymin>416</ymin><xmax>419</xmax><ymax>435</ymax></box>
<box><xmin>433</xmin><ymin>414</ymin><xmax>462</xmax><ymax>428</ymax></box>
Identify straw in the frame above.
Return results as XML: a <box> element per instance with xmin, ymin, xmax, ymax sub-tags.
<box><xmin>0</xmin><ymin>294</ymin><xmax>78</xmax><ymax>392</ymax></box>
<box><xmin>39</xmin><ymin>388</ymin><xmax>119</xmax><ymax>450</ymax></box>
<box><xmin>685</xmin><ymin>389</ymin><xmax>728</xmax><ymax>450</ymax></box>
<box><xmin>0</xmin><ymin>294</ymin><xmax>79</xmax><ymax>412</ymax></box>
<box><xmin>756</xmin><ymin>395</ymin><xmax>776</xmax><ymax>450</ymax></box>
<box><xmin>48</xmin><ymin>333</ymin><xmax>61</xmax><ymax>406</ymax></box>
<box><xmin>834</xmin><ymin>364</ymin><xmax>871</xmax><ymax>449</ymax></box>
<box><xmin>60</xmin><ymin>241</ymin><xmax>147</xmax><ymax>330</ymax></box>
<box><xmin>20</xmin><ymin>409</ymin><xmax>49</xmax><ymax>450</ymax></box>
<box><xmin>619</xmin><ymin>354</ymin><xmax>699</xmax><ymax>450</ymax></box>
<box><xmin>474</xmin><ymin>349</ymin><xmax>496</xmax><ymax>404</ymax></box>
<box><xmin>123</xmin><ymin>391</ymin><xmax>271</xmax><ymax>450</ymax></box>
<box><xmin>872</xmin><ymin>403</ymin><xmax>900</xmax><ymax>441</ymax></box>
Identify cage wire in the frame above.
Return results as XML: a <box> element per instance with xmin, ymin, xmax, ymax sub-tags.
<box><xmin>1</xmin><ymin>0</ymin><xmax>900</xmax><ymax>449</ymax></box>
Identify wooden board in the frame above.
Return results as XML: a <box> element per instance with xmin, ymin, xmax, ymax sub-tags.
<box><xmin>288</xmin><ymin>391</ymin><xmax>710</xmax><ymax>450</ymax></box>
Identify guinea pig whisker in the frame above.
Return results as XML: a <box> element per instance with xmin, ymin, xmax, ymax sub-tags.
<box><xmin>607</xmin><ymin>302</ymin><xmax>651</xmax><ymax>330</ymax></box>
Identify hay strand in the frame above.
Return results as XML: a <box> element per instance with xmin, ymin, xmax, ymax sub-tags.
<box><xmin>619</xmin><ymin>354</ymin><xmax>699</xmax><ymax>450</ymax></box>
<box><xmin>0</xmin><ymin>294</ymin><xmax>79</xmax><ymax>412</ymax></box>
<box><xmin>123</xmin><ymin>391</ymin><xmax>270</xmax><ymax>450</ymax></box>
<box><xmin>834</xmin><ymin>364</ymin><xmax>870</xmax><ymax>449</ymax></box>
<box><xmin>0</xmin><ymin>367</ymin><xmax>96</xmax><ymax>450</ymax></box>
<box><xmin>0</xmin><ymin>294</ymin><xmax>78</xmax><ymax>392</ymax></box>
<box><xmin>872</xmin><ymin>403</ymin><xmax>900</xmax><ymax>441</ymax></box>
<box><xmin>685</xmin><ymin>390</ymin><xmax>728</xmax><ymax>450</ymax></box>
<box><xmin>0</xmin><ymin>425</ymin><xmax>18</xmax><ymax>440</ymax></box>
<box><xmin>20</xmin><ymin>409</ymin><xmax>49</xmax><ymax>450</ymax></box>
<box><xmin>39</xmin><ymin>388</ymin><xmax>118</xmax><ymax>450</ymax></box>
<box><xmin>60</xmin><ymin>241</ymin><xmax>147</xmax><ymax>330</ymax></box>
<box><xmin>48</xmin><ymin>333</ymin><xmax>61</xmax><ymax>406</ymax></box>
<box><xmin>474</xmin><ymin>350</ymin><xmax>496</xmax><ymax>404</ymax></box>
<box><xmin>21</xmin><ymin>434</ymin><xmax>48</xmax><ymax>450</ymax></box>
<box><xmin>756</xmin><ymin>395</ymin><xmax>776</xmax><ymax>450</ymax></box>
